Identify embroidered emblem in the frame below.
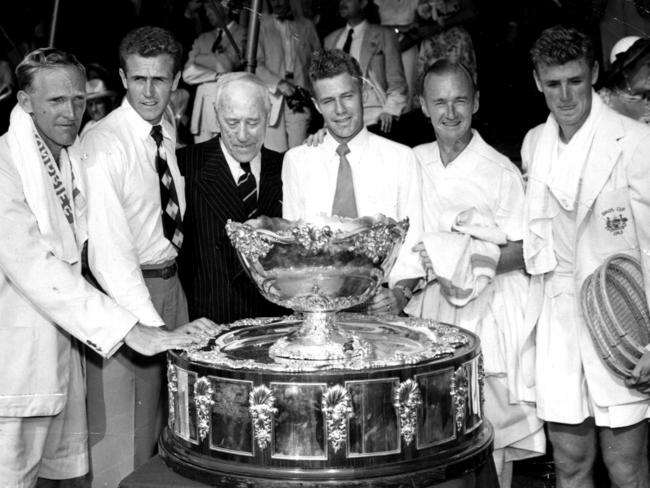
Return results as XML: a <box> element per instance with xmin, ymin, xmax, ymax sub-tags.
<box><xmin>605</xmin><ymin>213</ymin><xmax>628</xmax><ymax>233</ymax></box>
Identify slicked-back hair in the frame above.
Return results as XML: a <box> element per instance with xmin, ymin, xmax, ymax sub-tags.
<box><xmin>214</xmin><ymin>72</ymin><xmax>272</xmax><ymax>114</ymax></box>
<box><xmin>530</xmin><ymin>25</ymin><xmax>595</xmax><ymax>71</ymax></box>
<box><xmin>16</xmin><ymin>48</ymin><xmax>86</xmax><ymax>92</ymax></box>
<box><xmin>309</xmin><ymin>49</ymin><xmax>363</xmax><ymax>87</ymax></box>
<box><xmin>417</xmin><ymin>58</ymin><xmax>477</xmax><ymax>98</ymax></box>
<box><xmin>119</xmin><ymin>26</ymin><xmax>183</xmax><ymax>75</ymax></box>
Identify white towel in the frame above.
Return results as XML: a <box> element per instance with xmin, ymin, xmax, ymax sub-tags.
<box><xmin>524</xmin><ymin>92</ymin><xmax>604</xmax><ymax>275</ymax></box>
<box><xmin>7</xmin><ymin>104</ymin><xmax>87</xmax><ymax>264</ymax></box>
<box><xmin>417</xmin><ymin>207</ymin><xmax>504</xmax><ymax>307</ymax></box>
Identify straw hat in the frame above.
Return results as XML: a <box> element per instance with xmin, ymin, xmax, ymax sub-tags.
<box><xmin>86</xmin><ymin>78</ymin><xmax>115</xmax><ymax>101</ymax></box>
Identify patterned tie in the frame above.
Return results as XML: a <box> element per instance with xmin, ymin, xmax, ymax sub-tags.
<box><xmin>342</xmin><ymin>28</ymin><xmax>354</xmax><ymax>54</ymax></box>
<box><xmin>150</xmin><ymin>125</ymin><xmax>184</xmax><ymax>250</ymax></box>
<box><xmin>331</xmin><ymin>143</ymin><xmax>357</xmax><ymax>218</ymax></box>
<box><xmin>237</xmin><ymin>161</ymin><xmax>258</xmax><ymax>219</ymax></box>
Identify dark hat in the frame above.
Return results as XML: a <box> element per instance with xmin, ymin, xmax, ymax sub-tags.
<box><xmin>601</xmin><ymin>37</ymin><xmax>650</xmax><ymax>89</ymax></box>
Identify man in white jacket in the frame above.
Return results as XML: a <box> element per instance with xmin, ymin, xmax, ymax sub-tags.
<box><xmin>0</xmin><ymin>48</ymin><xmax>205</xmax><ymax>488</ymax></box>
<box><xmin>523</xmin><ymin>25</ymin><xmax>650</xmax><ymax>488</ymax></box>
<box><xmin>410</xmin><ymin>59</ymin><xmax>545</xmax><ymax>488</ymax></box>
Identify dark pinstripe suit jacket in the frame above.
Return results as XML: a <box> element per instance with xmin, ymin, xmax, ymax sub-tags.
<box><xmin>176</xmin><ymin>138</ymin><xmax>287</xmax><ymax>324</ymax></box>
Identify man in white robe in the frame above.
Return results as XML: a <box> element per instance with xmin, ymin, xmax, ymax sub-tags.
<box><xmin>409</xmin><ymin>59</ymin><xmax>545</xmax><ymax>488</ymax></box>
<box><xmin>523</xmin><ymin>25</ymin><xmax>650</xmax><ymax>487</ymax></box>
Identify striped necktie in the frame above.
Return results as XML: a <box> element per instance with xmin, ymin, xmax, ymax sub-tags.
<box><xmin>331</xmin><ymin>143</ymin><xmax>357</xmax><ymax>218</ymax></box>
<box><xmin>150</xmin><ymin>125</ymin><xmax>184</xmax><ymax>250</ymax></box>
<box><xmin>237</xmin><ymin>161</ymin><xmax>258</xmax><ymax>219</ymax></box>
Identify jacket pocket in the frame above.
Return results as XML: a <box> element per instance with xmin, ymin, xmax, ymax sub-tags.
<box><xmin>591</xmin><ymin>187</ymin><xmax>639</xmax><ymax>256</ymax></box>
<box><xmin>0</xmin><ymin>327</ymin><xmax>36</xmax><ymax>395</ymax></box>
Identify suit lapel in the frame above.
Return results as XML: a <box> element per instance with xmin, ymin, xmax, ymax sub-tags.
<box><xmin>576</xmin><ymin>113</ymin><xmax>623</xmax><ymax>227</ymax></box>
<box><xmin>359</xmin><ymin>25</ymin><xmax>379</xmax><ymax>75</ymax></box>
<box><xmin>197</xmin><ymin>138</ymin><xmax>248</xmax><ymax>224</ymax></box>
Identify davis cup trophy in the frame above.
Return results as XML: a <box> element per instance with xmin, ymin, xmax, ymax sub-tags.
<box><xmin>160</xmin><ymin>215</ymin><xmax>493</xmax><ymax>487</ymax></box>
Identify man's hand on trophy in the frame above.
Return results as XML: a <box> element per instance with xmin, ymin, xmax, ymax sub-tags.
<box><xmin>124</xmin><ymin>323</ymin><xmax>202</xmax><ymax>356</ymax></box>
<box><xmin>175</xmin><ymin>317</ymin><xmax>220</xmax><ymax>335</ymax></box>
<box><xmin>413</xmin><ymin>242</ymin><xmax>435</xmax><ymax>282</ymax></box>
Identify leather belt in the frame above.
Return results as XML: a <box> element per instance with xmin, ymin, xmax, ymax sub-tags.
<box><xmin>141</xmin><ymin>262</ymin><xmax>177</xmax><ymax>280</ymax></box>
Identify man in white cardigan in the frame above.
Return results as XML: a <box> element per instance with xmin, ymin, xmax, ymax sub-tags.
<box><xmin>0</xmin><ymin>48</ymin><xmax>206</xmax><ymax>488</ymax></box>
<box><xmin>523</xmin><ymin>25</ymin><xmax>650</xmax><ymax>488</ymax></box>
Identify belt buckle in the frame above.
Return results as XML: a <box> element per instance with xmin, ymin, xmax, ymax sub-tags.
<box><xmin>161</xmin><ymin>263</ymin><xmax>176</xmax><ymax>280</ymax></box>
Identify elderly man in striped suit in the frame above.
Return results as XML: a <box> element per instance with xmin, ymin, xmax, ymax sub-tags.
<box><xmin>176</xmin><ymin>72</ymin><xmax>287</xmax><ymax>323</ymax></box>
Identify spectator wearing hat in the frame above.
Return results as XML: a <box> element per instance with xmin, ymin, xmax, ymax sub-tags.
<box><xmin>598</xmin><ymin>36</ymin><xmax>650</xmax><ymax>124</ymax></box>
<box><xmin>81</xmin><ymin>78</ymin><xmax>116</xmax><ymax>136</ymax></box>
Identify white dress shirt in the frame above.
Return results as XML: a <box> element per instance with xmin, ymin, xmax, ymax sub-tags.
<box><xmin>82</xmin><ymin>99</ymin><xmax>186</xmax><ymax>326</ymax></box>
<box><xmin>336</xmin><ymin>20</ymin><xmax>368</xmax><ymax>65</ymax></box>
<box><xmin>282</xmin><ymin>127</ymin><xmax>423</xmax><ymax>285</ymax></box>
<box><xmin>416</xmin><ymin>130</ymin><xmax>525</xmax><ymax>240</ymax></box>
<box><xmin>220</xmin><ymin>139</ymin><xmax>261</xmax><ymax>192</ymax></box>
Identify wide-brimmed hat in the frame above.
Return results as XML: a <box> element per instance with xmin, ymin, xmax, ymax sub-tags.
<box><xmin>601</xmin><ymin>37</ymin><xmax>650</xmax><ymax>89</ymax></box>
<box><xmin>86</xmin><ymin>78</ymin><xmax>115</xmax><ymax>101</ymax></box>
<box><xmin>610</xmin><ymin>36</ymin><xmax>642</xmax><ymax>64</ymax></box>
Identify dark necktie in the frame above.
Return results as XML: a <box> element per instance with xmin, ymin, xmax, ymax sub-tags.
<box><xmin>331</xmin><ymin>143</ymin><xmax>357</xmax><ymax>218</ymax></box>
<box><xmin>237</xmin><ymin>161</ymin><xmax>258</xmax><ymax>219</ymax></box>
<box><xmin>150</xmin><ymin>125</ymin><xmax>184</xmax><ymax>250</ymax></box>
<box><xmin>342</xmin><ymin>28</ymin><xmax>354</xmax><ymax>54</ymax></box>
<box><xmin>211</xmin><ymin>29</ymin><xmax>223</xmax><ymax>53</ymax></box>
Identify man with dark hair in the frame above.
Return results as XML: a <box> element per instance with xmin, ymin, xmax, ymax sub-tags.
<box><xmin>81</xmin><ymin>26</ymin><xmax>212</xmax><ymax>485</ymax></box>
<box><xmin>0</xmin><ymin>47</ymin><xmax>201</xmax><ymax>488</ymax></box>
<box><xmin>411</xmin><ymin>59</ymin><xmax>545</xmax><ymax>488</ymax></box>
<box><xmin>324</xmin><ymin>0</ymin><xmax>407</xmax><ymax>134</ymax></box>
<box><xmin>523</xmin><ymin>25</ymin><xmax>650</xmax><ymax>487</ymax></box>
<box><xmin>177</xmin><ymin>72</ymin><xmax>286</xmax><ymax>324</ymax></box>
<box><xmin>283</xmin><ymin>49</ymin><xmax>422</xmax><ymax>314</ymax></box>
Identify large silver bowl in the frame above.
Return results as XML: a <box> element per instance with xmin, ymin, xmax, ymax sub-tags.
<box><xmin>225</xmin><ymin>215</ymin><xmax>409</xmax><ymax>361</ymax></box>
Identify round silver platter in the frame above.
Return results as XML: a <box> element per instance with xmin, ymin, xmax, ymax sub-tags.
<box><xmin>185</xmin><ymin>313</ymin><xmax>472</xmax><ymax>372</ymax></box>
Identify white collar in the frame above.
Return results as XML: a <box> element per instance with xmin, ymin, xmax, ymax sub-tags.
<box><xmin>347</xmin><ymin>20</ymin><xmax>368</xmax><ymax>35</ymax></box>
<box><xmin>219</xmin><ymin>138</ymin><xmax>262</xmax><ymax>179</ymax></box>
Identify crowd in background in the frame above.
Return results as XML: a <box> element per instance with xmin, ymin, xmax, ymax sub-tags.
<box><xmin>0</xmin><ymin>0</ymin><xmax>647</xmax><ymax>162</ymax></box>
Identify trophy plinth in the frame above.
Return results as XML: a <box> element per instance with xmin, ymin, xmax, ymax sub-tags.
<box><xmin>160</xmin><ymin>215</ymin><xmax>492</xmax><ymax>488</ymax></box>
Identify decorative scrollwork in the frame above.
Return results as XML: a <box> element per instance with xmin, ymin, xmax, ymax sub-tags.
<box><xmin>478</xmin><ymin>354</ymin><xmax>485</xmax><ymax>408</ymax></box>
<box><xmin>194</xmin><ymin>377</ymin><xmax>215</xmax><ymax>441</ymax></box>
<box><xmin>291</xmin><ymin>224</ymin><xmax>334</xmax><ymax>254</ymax></box>
<box><xmin>394</xmin><ymin>379</ymin><xmax>422</xmax><ymax>446</ymax></box>
<box><xmin>450</xmin><ymin>365</ymin><xmax>469</xmax><ymax>435</ymax></box>
<box><xmin>353</xmin><ymin>221</ymin><xmax>407</xmax><ymax>263</ymax></box>
<box><xmin>249</xmin><ymin>385</ymin><xmax>277</xmax><ymax>450</ymax></box>
<box><xmin>225</xmin><ymin>220</ymin><xmax>273</xmax><ymax>260</ymax></box>
<box><xmin>167</xmin><ymin>361</ymin><xmax>178</xmax><ymax>429</ymax></box>
<box><xmin>322</xmin><ymin>385</ymin><xmax>353</xmax><ymax>453</ymax></box>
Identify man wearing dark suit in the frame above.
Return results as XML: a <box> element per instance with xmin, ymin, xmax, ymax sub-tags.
<box><xmin>177</xmin><ymin>72</ymin><xmax>286</xmax><ymax>323</ymax></box>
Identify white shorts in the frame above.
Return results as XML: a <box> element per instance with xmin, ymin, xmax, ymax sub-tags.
<box><xmin>0</xmin><ymin>343</ymin><xmax>88</xmax><ymax>488</ymax></box>
<box><xmin>536</xmin><ymin>275</ymin><xmax>650</xmax><ymax>428</ymax></box>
